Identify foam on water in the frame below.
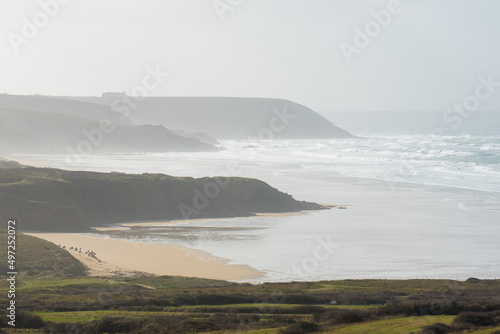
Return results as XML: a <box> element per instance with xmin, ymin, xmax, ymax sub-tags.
<box><xmin>221</xmin><ymin>135</ymin><xmax>500</xmax><ymax>195</ymax></box>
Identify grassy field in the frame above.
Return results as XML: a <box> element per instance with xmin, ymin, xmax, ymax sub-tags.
<box><xmin>1</xmin><ymin>231</ymin><xmax>500</xmax><ymax>333</ymax></box>
<box><xmin>324</xmin><ymin>315</ymin><xmax>455</xmax><ymax>333</ymax></box>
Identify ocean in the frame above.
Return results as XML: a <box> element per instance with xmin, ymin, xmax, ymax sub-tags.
<box><xmin>17</xmin><ymin>134</ymin><xmax>500</xmax><ymax>282</ymax></box>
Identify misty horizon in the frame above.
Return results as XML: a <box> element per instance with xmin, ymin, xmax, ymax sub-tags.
<box><xmin>2</xmin><ymin>0</ymin><xmax>500</xmax><ymax>113</ymax></box>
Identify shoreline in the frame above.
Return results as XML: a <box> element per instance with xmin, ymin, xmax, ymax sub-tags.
<box><xmin>26</xmin><ymin>212</ymin><xmax>320</xmax><ymax>281</ymax></box>
<box><xmin>26</xmin><ymin>232</ymin><xmax>263</xmax><ymax>281</ymax></box>
<box><xmin>92</xmin><ymin>211</ymin><xmax>317</xmax><ymax>231</ymax></box>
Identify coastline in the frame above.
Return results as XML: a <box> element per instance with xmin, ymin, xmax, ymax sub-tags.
<box><xmin>26</xmin><ymin>232</ymin><xmax>263</xmax><ymax>281</ymax></box>
<box><xmin>113</xmin><ymin>211</ymin><xmax>311</xmax><ymax>229</ymax></box>
<box><xmin>26</xmin><ymin>212</ymin><xmax>318</xmax><ymax>281</ymax></box>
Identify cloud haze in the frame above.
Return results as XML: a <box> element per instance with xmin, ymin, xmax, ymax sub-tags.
<box><xmin>1</xmin><ymin>0</ymin><xmax>499</xmax><ymax>112</ymax></box>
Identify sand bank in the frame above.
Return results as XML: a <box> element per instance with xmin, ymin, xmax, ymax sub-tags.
<box><xmin>93</xmin><ymin>211</ymin><xmax>310</xmax><ymax>230</ymax></box>
<box><xmin>26</xmin><ymin>232</ymin><xmax>263</xmax><ymax>281</ymax></box>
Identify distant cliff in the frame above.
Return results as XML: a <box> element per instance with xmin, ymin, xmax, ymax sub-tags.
<box><xmin>0</xmin><ymin>164</ymin><xmax>325</xmax><ymax>232</ymax></box>
<box><xmin>0</xmin><ymin>93</ymin><xmax>131</xmax><ymax>126</ymax></box>
<box><xmin>61</xmin><ymin>96</ymin><xmax>354</xmax><ymax>139</ymax></box>
<box><xmin>0</xmin><ymin>94</ymin><xmax>353</xmax><ymax>154</ymax></box>
<box><xmin>0</xmin><ymin>109</ymin><xmax>218</xmax><ymax>155</ymax></box>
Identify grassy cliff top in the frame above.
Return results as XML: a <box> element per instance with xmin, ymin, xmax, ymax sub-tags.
<box><xmin>0</xmin><ymin>165</ymin><xmax>325</xmax><ymax>232</ymax></box>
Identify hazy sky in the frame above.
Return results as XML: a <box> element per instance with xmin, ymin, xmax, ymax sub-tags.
<box><xmin>1</xmin><ymin>0</ymin><xmax>499</xmax><ymax>112</ymax></box>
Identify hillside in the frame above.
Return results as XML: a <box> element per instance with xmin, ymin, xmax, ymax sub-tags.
<box><xmin>63</xmin><ymin>95</ymin><xmax>354</xmax><ymax>139</ymax></box>
<box><xmin>0</xmin><ymin>165</ymin><xmax>325</xmax><ymax>232</ymax></box>
<box><xmin>0</xmin><ymin>157</ymin><xmax>22</xmax><ymax>168</ymax></box>
<box><xmin>0</xmin><ymin>109</ymin><xmax>218</xmax><ymax>155</ymax></box>
<box><xmin>0</xmin><ymin>229</ymin><xmax>86</xmax><ymax>278</ymax></box>
<box><xmin>0</xmin><ymin>93</ymin><xmax>132</xmax><ymax>126</ymax></box>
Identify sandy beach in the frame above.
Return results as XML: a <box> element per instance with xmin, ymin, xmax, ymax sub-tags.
<box><xmin>26</xmin><ymin>232</ymin><xmax>263</xmax><ymax>281</ymax></box>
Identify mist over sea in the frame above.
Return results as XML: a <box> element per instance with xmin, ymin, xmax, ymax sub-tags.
<box><xmin>18</xmin><ymin>133</ymin><xmax>500</xmax><ymax>282</ymax></box>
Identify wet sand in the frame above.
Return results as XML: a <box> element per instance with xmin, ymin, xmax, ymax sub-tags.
<box><xmin>116</xmin><ymin>211</ymin><xmax>309</xmax><ymax>229</ymax></box>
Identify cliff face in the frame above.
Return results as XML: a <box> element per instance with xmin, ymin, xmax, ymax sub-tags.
<box><xmin>0</xmin><ymin>166</ymin><xmax>325</xmax><ymax>232</ymax></box>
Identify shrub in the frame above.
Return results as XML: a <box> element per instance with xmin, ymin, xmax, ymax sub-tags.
<box><xmin>83</xmin><ymin>317</ymin><xmax>144</xmax><ymax>333</ymax></box>
<box><xmin>378</xmin><ymin>300</ymin><xmax>485</xmax><ymax>317</ymax></box>
<box><xmin>279</xmin><ymin>321</ymin><xmax>319</xmax><ymax>334</ymax></box>
<box><xmin>485</xmin><ymin>304</ymin><xmax>500</xmax><ymax>312</ymax></box>
<box><xmin>466</xmin><ymin>277</ymin><xmax>482</xmax><ymax>284</ymax></box>
<box><xmin>271</xmin><ymin>315</ymin><xmax>298</xmax><ymax>324</ymax></box>
<box><xmin>16</xmin><ymin>311</ymin><xmax>45</xmax><ymax>329</ymax></box>
<box><xmin>281</xmin><ymin>294</ymin><xmax>322</xmax><ymax>304</ymax></box>
<box><xmin>45</xmin><ymin>322</ymin><xmax>83</xmax><ymax>334</ymax></box>
<box><xmin>323</xmin><ymin>309</ymin><xmax>371</xmax><ymax>325</ymax></box>
<box><xmin>172</xmin><ymin>293</ymin><xmax>252</xmax><ymax>306</ymax></box>
<box><xmin>287</xmin><ymin>305</ymin><xmax>327</xmax><ymax>315</ymax></box>
<box><xmin>418</xmin><ymin>322</ymin><xmax>453</xmax><ymax>334</ymax></box>
<box><xmin>331</xmin><ymin>310</ymin><xmax>365</xmax><ymax>324</ymax></box>
<box><xmin>452</xmin><ymin>312</ymin><xmax>496</xmax><ymax>328</ymax></box>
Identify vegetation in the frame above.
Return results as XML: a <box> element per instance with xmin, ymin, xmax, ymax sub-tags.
<box><xmin>0</xmin><ymin>164</ymin><xmax>325</xmax><ymax>231</ymax></box>
<box><xmin>1</xmin><ymin>274</ymin><xmax>499</xmax><ymax>333</ymax></box>
<box><xmin>0</xmin><ymin>229</ymin><xmax>86</xmax><ymax>279</ymax></box>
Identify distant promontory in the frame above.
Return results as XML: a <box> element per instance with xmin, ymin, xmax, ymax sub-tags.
<box><xmin>69</xmin><ymin>95</ymin><xmax>354</xmax><ymax>139</ymax></box>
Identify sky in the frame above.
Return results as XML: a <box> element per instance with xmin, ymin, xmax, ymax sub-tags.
<box><xmin>1</xmin><ymin>0</ymin><xmax>499</xmax><ymax>112</ymax></box>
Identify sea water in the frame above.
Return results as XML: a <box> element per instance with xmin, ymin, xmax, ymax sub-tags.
<box><xmin>16</xmin><ymin>134</ymin><xmax>500</xmax><ymax>282</ymax></box>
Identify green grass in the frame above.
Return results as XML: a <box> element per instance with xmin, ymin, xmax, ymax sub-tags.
<box><xmin>33</xmin><ymin>304</ymin><xmax>375</xmax><ymax>322</ymax></box>
<box><xmin>34</xmin><ymin>310</ymin><xmax>167</xmax><ymax>323</ymax></box>
<box><xmin>0</xmin><ymin>229</ymin><xmax>87</xmax><ymax>279</ymax></box>
<box><xmin>17</xmin><ymin>277</ymin><xmax>123</xmax><ymax>293</ymax></box>
<box><xmin>237</xmin><ymin>329</ymin><xmax>280</xmax><ymax>334</ymax></box>
<box><xmin>117</xmin><ymin>275</ymin><xmax>233</xmax><ymax>289</ymax></box>
<box><xmin>325</xmin><ymin>315</ymin><xmax>455</xmax><ymax>334</ymax></box>
<box><xmin>309</xmin><ymin>279</ymin><xmax>470</xmax><ymax>295</ymax></box>
<box><xmin>174</xmin><ymin>303</ymin><xmax>378</xmax><ymax>310</ymax></box>
<box><xmin>201</xmin><ymin>329</ymin><xmax>281</xmax><ymax>334</ymax></box>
